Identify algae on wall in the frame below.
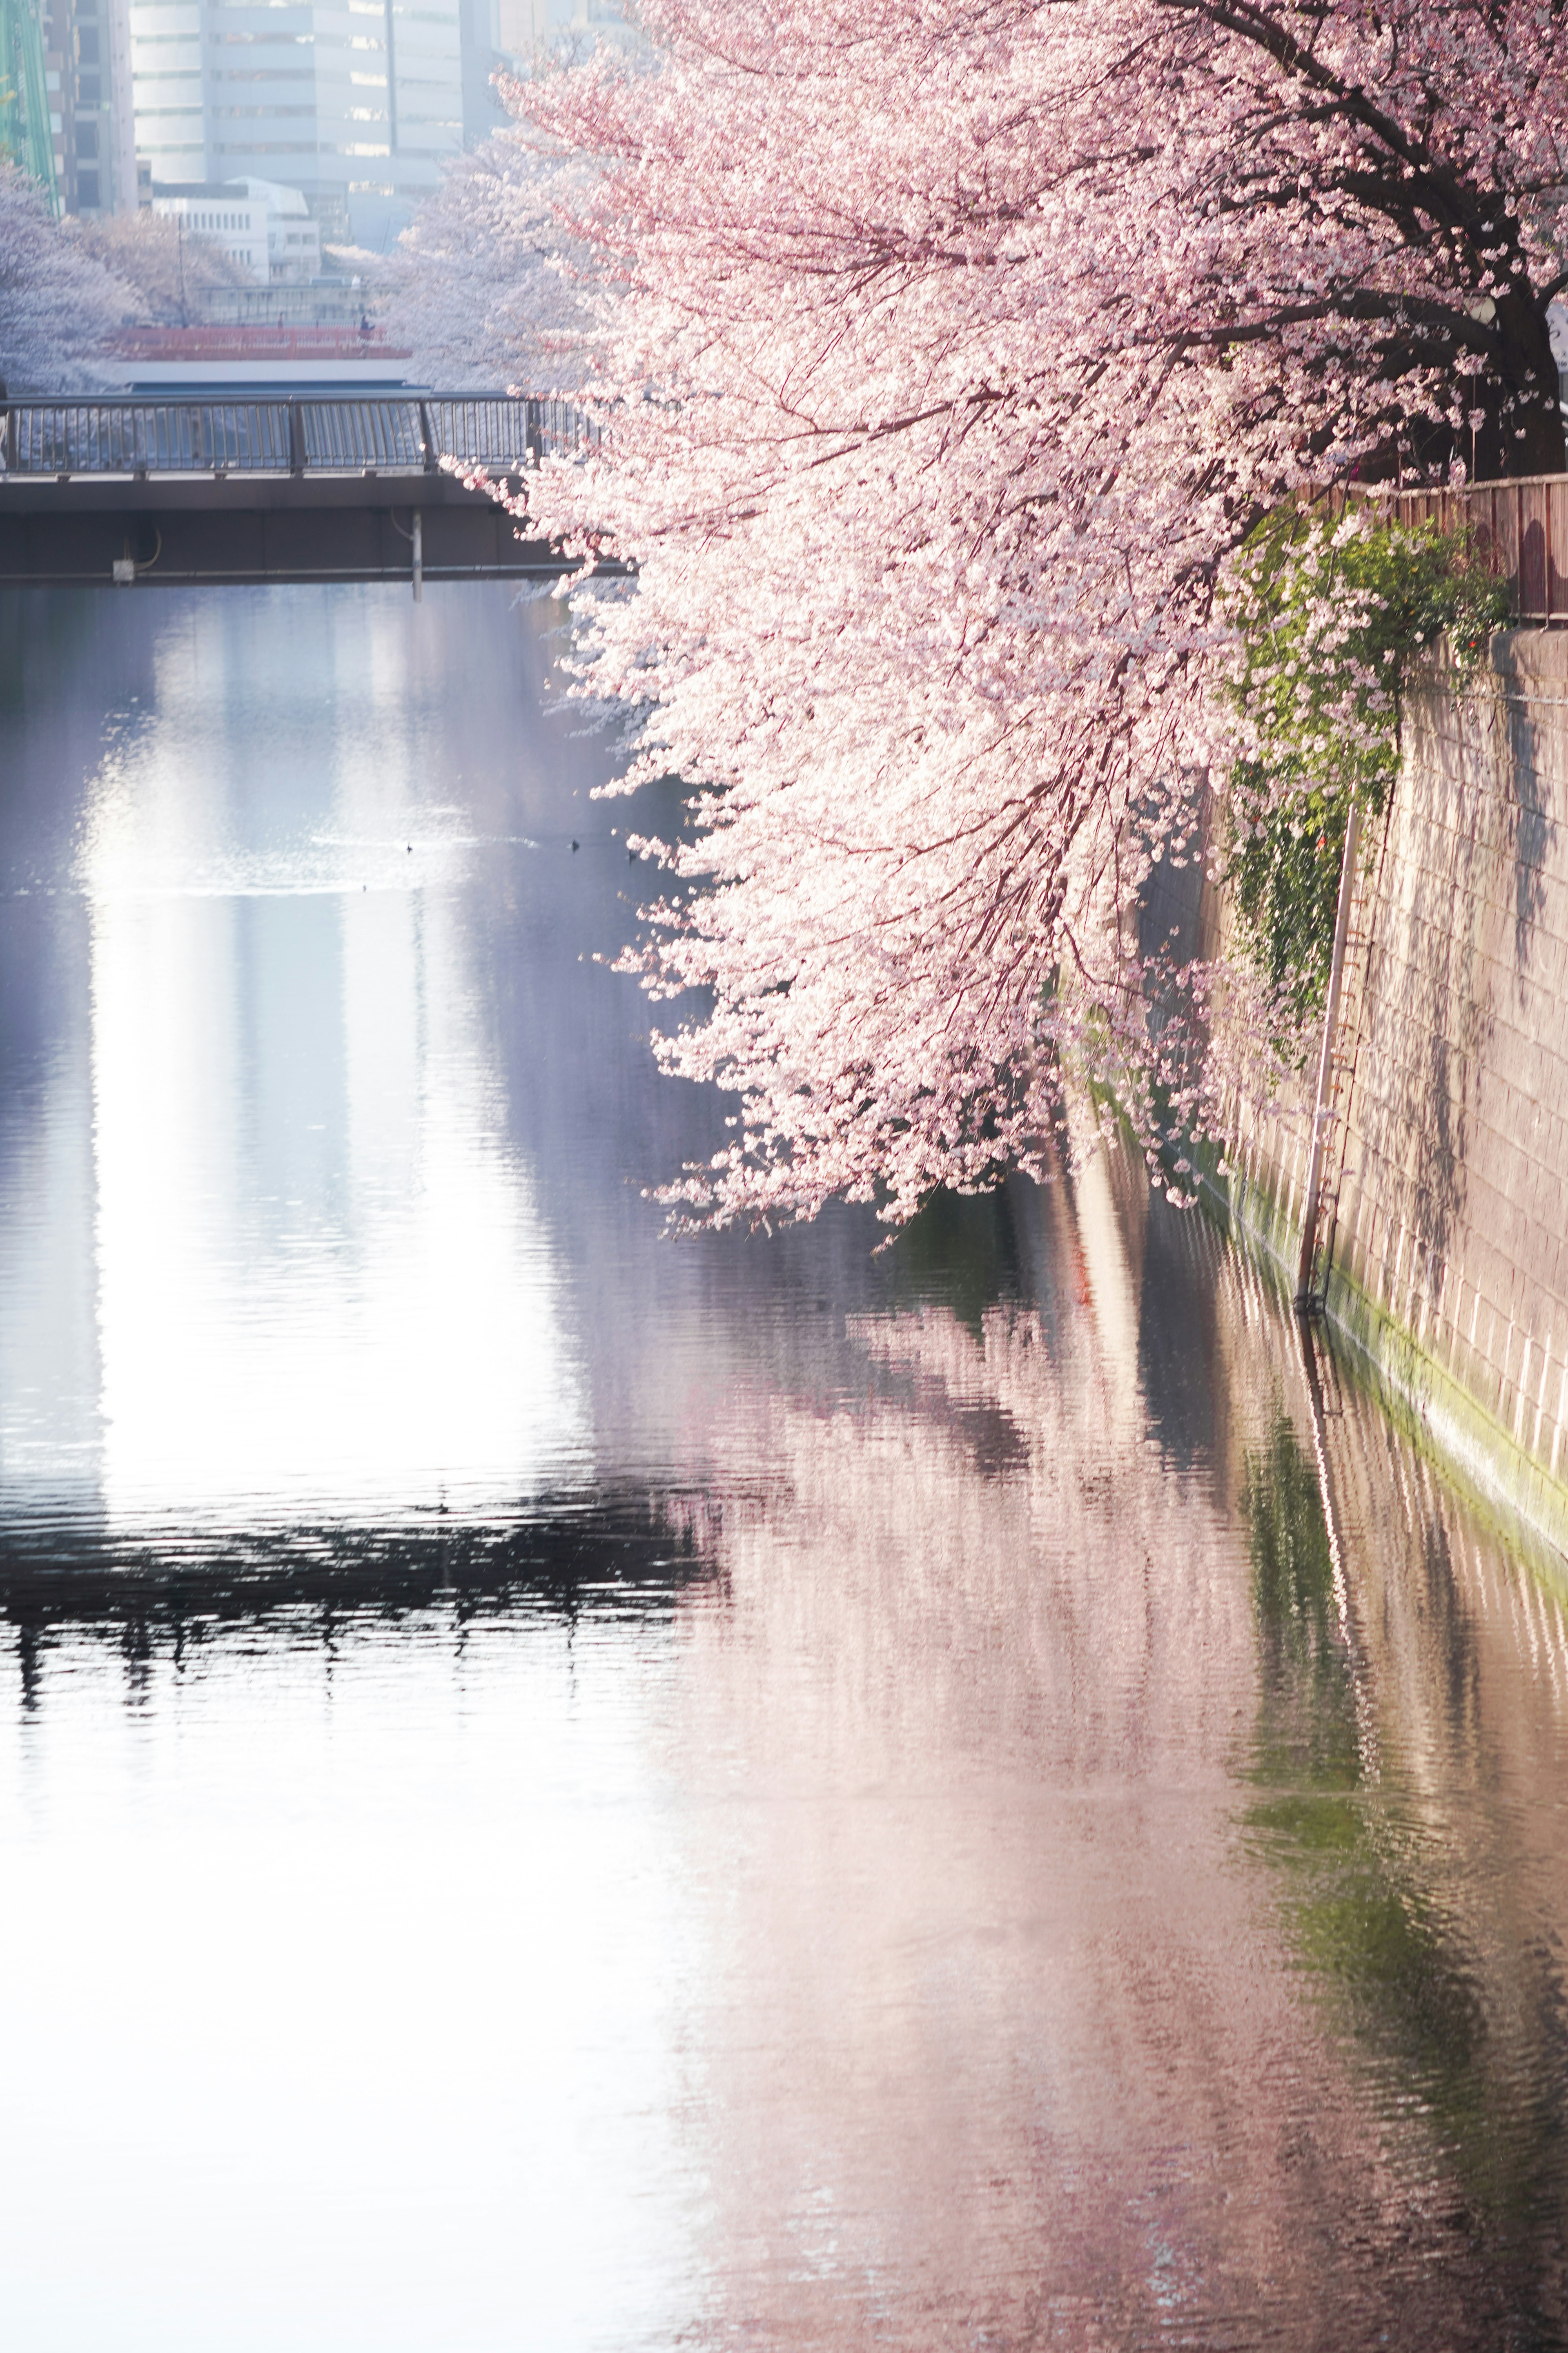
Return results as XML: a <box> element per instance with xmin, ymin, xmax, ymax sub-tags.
<box><xmin>1196</xmin><ymin>629</ymin><xmax>1568</xmax><ymax>1563</ymax></box>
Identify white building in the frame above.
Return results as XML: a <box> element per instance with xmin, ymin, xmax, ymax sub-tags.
<box><xmin>149</xmin><ymin>181</ymin><xmax>269</xmax><ymax>279</ymax></box>
<box><xmin>150</xmin><ymin>178</ymin><xmax>321</xmax><ymax>283</ymax></box>
<box><xmin>127</xmin><ymin>0</ymin><xmax>464</xmax><ymax>249</ymax></box>
<box><xmin>224</xmin><ymin>176</ymin><xmax>323</xmax><ymax>281</ymax></box>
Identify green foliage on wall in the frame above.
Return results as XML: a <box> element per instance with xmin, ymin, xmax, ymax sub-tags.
<box><xmin>1226</xmin><ymin>509</ymin><xmax>1510</xmax><ymax>1036</ymax></box>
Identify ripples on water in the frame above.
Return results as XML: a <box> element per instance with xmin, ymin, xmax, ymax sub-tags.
<box><xmin>4</xmin><ymin>587</ymin><xmax>1568</xmax><ymax>2348</ymax></box>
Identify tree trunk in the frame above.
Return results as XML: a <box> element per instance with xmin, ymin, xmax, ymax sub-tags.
<box><xmin>1475</xmin><ymin>292</ymin><xmax>1564</xmax><ymax>480</ymax></box>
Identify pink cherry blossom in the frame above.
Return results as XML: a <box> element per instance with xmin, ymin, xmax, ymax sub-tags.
<box><xmin>478</xmin><ymin>0</ymin><xmax>1568</xmax><ymax>1225</ymax></box>
<box><xmin>0</xmin><ymin>164</ymin><xmax>130</xmax><ymax>388</ymax></box>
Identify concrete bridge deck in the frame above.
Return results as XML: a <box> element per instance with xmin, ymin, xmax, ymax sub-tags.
<box><xmin>0</xmin><ymin>393</ymin><xmax>608</xmax><ymax>591</ymax></box>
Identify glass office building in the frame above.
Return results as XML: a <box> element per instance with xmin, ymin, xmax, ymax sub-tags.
<box><xmin>127</xmin><ymin>0</ymin><xmax>463</xmax><ymax>246</ymax></box>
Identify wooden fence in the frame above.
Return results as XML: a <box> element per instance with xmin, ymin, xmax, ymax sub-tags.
<box><xmin>1359</xmin><ymin>474</ymin><xmax>1568</xmax><ymax>626</ymax></box>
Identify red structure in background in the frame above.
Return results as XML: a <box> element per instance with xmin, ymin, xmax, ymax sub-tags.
<box><xmin>109</xmin><ymin>326</ymin><xmax>414</xmax><ymax>366</ymax></box>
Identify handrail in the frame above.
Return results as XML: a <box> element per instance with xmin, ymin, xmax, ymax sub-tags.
<box><xmin>0</xmin><ymin>388</ymin><xmax>553</xmax><ymax>406</ymax></box>
<box><xmin>0</xmin><ymin>394</ymin><xmax>598</xmax><ymax>479</ymax></box>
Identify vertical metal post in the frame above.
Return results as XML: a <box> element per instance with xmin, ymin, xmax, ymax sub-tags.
<box><xmin>1296</xmin><ymin>789</ymin><xmax>1362</xmax><ymax>1309</ymax></box>
<box><xmin>412</xmin><ymin>507</ymin><xmax>423</xmax><ymax>602</ymax></box>
<box><xmin>1547</xmin><ymin>473</ymin><xmax>1556</xmax><ymax>622</ymax></box>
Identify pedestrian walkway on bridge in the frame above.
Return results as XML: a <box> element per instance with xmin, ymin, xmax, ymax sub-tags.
<box><xmin>0</xmin><ymin>394</ymin><xmax>605</xmax><ymax>592</ymax></box>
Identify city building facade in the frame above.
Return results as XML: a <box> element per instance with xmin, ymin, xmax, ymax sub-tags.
<box><xmin>149</xmin><ymin>179</ymin><xmax>268</xmax><ymax>276</ymax></box>
<box><xmin>127</xmin><ymin>0</ymin><xmax>464</xmax><ymax>248</ymax></box>
<box><xmin>4</xmin><ymin>0</ymin><xmax>625</xmax><ymax>235</ymax></box>
<box><xmin>7</xmin><ymin>0</ymin><xmax>139</xmax><ymax>215</ymax></box>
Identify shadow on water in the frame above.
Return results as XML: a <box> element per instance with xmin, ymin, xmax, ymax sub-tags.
<box><xmin>0</xmin><ymin>1174</ymin><xmax>1074</xmax><ymax>1701</ymax></box>
<box><xmin>0</xmin><ymin>1180</ymin><xmax>1051</xmax><ymax>1675</ymax></box>
<box><xmin>0</xmin><ymin>1490</ymin><xmax>725</xmax><ymax>1710</ymax></box>
<box><xmin>884</xmin><ymin>1183</ymin><xmax>1039</xmax><ymax>1334</ymax></box>
<box><xmin>0</xmin><ymin>1120</ymin><xmax>1080</xmax><ymax>1708</ymax></box>
<box><xmin>1242</xmin><ymin>1387</ymin><xmax>1568</xmax><ymax>2344</ymax></box>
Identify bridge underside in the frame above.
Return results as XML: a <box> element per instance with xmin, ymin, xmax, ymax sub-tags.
<box><xmin>0</xmin><ymin>474</ymin><xmax>577</xmax><ymax>589</ymax></box>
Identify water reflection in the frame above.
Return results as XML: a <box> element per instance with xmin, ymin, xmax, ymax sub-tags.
<box><xmin>5</xmin><ymin>588</ymin><xmax>1568</xmax><ymax>2346</ymax></box>
<box><xmin>79</xmin><ymin>600</ymin><xmax>591</xmax><ymax>1522</ymax></box>
<box><xmin>1245</xmin><ymin>1368</ymin><xmax>1568</xmax><ymax>2344</ymax></box>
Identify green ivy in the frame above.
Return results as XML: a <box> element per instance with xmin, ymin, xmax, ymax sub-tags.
<box><xmin>1226</xmin><ymin>507</ymin><xmax>1510</xmax><ymax>1038</ymax></box>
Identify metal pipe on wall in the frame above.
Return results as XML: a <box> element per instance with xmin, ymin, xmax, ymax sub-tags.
<box><xmin>1296</xmin><ymin>789</ymin><xmax>1362</xmax><ymax>1309</ymax></box>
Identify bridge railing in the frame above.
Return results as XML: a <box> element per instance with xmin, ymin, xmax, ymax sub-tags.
<box><xmin>0</xmin><ymin>394</ymin><xmax>599</xmax><ymax>479</ymax></box>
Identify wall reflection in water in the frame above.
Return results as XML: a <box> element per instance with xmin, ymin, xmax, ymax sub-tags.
<box><xmin>1</xmin><ymin>590</ymin><xmax>1568</xmax><ymax>2349</ymax></box>
<box><xmin>655</xmin><ymin>1165</ymin><xmax>1568</xmax><ymax>2352</ymax></box>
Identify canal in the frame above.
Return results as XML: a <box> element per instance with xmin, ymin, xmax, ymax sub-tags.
<box><xmin>3</xmin><ymin>583</ymin><xmax>1568</xmax><ymax>2350</ymax></box>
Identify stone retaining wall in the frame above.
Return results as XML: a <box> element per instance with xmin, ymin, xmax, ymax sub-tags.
<box><xmin>1207</xmin><ymin>629</ymin><xmax>1568</xmax><ymax>1556</ymax></box>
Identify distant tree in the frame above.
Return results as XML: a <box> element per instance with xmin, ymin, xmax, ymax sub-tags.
<box><xmin>0</xmin><ymin>162</ymin><xmax>128</xmax><ymax>386</ymax></box>
<box><xmin>67</xmin><ymin>208</ymin><xmax>254</xmax><ymax>328</ymax></box>
<box><xmin>492</xmin><ymin>0</ymin><xmax>1568</xmax><ymax>1227</ymax></box>
<box><xmin>382</xmin><ymin>131</ymin><xmax>592</xmax><ymax>387</ymax></box>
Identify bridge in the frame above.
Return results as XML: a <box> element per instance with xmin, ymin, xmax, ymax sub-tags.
<box><xmin>0</xmin><ymin>394</ymin><xmax>609</xmax><ymax>594</ymax></box>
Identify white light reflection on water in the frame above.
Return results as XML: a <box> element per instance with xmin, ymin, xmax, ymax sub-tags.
<box><xmin>75</xmin><ymin>596</ymin><xmax>588</xmax><ymax>1526</ymax></box>
<box><xmin>0</xmin><ymin>1613</ymin><xmax>701</xmax><ymax>2353</ymax></box>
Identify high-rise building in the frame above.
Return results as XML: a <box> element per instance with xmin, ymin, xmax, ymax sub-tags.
<box><xmin>127</xmin><ymin>0</ymin><xmax>465</xmax><ymax>249</ymax></box>
<box><xmin>6</xmin><ymin>0</ymin><xmax>621</xmax><ymax>228</ymax></box>
<box><xmin>465</xmin><ymin>0</ymin><xmax>627</xmax><ymax>158</ymax></box>
<box><xmin>491</xmin><ymin>0</ymin><xmax>621</xmax><ymax>54</ymax></box>
<box><xmin>1</xmin><ymin>0</ymin><xmax>61</xmax><ymax>207</ymax></box>
<box><xmin>3</xmin><ymin>0</ymin><xmax>137</xmax><ymax>214</ymax></box>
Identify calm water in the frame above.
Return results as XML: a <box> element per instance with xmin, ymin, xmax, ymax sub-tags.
<box><xmin>4</xmin><ymin>587</ymin><xmax>1568</xmax><ymax>2349</ymax></box>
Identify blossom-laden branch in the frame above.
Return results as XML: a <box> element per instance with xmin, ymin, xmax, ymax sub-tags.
<box><xmin>482</xmin><ymin>0</ymin><xmax>1565</xmax><ymax>1225</ymax></box>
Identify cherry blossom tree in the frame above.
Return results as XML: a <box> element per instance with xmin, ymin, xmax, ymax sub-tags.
<box><xmin>382</xmin><ymin>132</ymin><xmax>594</xmax><ymax>387</ymax></box>
<box><xmin>67</xmin><ymin>208</ymin><xmax>253</xmax><ymax>328</ymax></box>
<box><xmin>0</xmin><ymin>163</ymin><xmax>129</xmax><ymax>388</ymax></box>
<box><xmin>486</xmin><ymin>0</ymin><xmax>1568</xmax><ymax>1227</ymax></box>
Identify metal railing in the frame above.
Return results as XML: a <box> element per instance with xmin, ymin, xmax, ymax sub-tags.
<box><xmin>0</xmin><ymin>394</ymin><xmax>599</xmax><ymax>480</ymax></box>
<box><xmin>1361</xmin><ymin>474</ymin><xmax>1568</xmax><ymax>626</ymax></box>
